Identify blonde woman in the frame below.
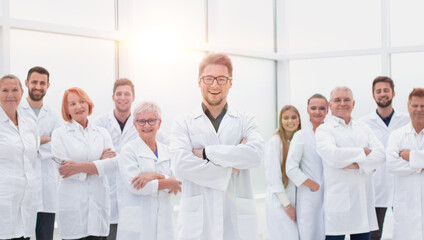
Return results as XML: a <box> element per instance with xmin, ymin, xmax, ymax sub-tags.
<box><xmin>265</xmin><ymin>105</ymin><xmax>301</xmax><ymax>240</ymax></box>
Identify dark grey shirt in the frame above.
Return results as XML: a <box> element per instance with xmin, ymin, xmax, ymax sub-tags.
<box><xmin>202</xmin><ymin>103</ymin><xmax>228</xmax><ymax>132</ymax></box>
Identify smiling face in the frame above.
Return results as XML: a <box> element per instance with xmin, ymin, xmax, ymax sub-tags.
<box><xmin>199</xmin><ymin>64</ymin><xmax>232</xmax><ymax>108</ymax></box>
<box><xmin>67</xmin><ymin>92</ymin><xmax>89</xmax><ymax>126</ymax></box>
<box><xmin>373</xmin><ymin>82</ymin><xmax>395</xmax><ymax>108</ymax></box>
<box><xmin>113</xmin><ymin>85</ymin><xmax>135</xmax><ymax>113</ymax></box>
<box><xmin>281</xmin><ymin>109</ymin><xmax>300</xmax><ymax>135</ymax></box>
<box><xmin>329</xmin><ymin>89</ymin><xmax>355</xmax><ymax>120</ymax></box>
<box><xmin>134</xmin><ymin>111</ymin><xmax>161</xmax><ymax>142</ymax></box>
<box><xmin>0</xmin><ymin>78</ymin><xmax>23</xmax><ymax>113</ymax></box>
<box><xmin>25</xmin><ymin>72</ymin><xmax>49</xmax><ymax>102</ymax></box>
<box><xmin>307</xmin><ymin>98</ymin><xmax>328</xmax><ymax>125</ymax></box>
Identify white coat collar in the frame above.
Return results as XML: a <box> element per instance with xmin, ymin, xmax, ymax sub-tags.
<box><xmin>107</xmin><ymin>109</ymin><xmax>134</xmax><ymax>133</ymax></box>
<box><xmin>66</xmin><ymin>119</ymin><xmax>98</xmax><ymax>133</ymax></box>
<box><xmin>0</xmin><ymin>106</ymin><xmax>9</xmax><ymax>122</ymax></box>
<box><xmin>192</xmin><ymin>102</ymin><xmax>238</xmax><ymax>119</ymax></box>
<box><xmin>20</xmin><ymin>97</ymin><xmax>49</xmax><ymax>114</ymax></box>
<box><xmin>0</xmin><ymin>106</ymin><xmax>28</xmax><ymax>124</ymax></box>
<box><xmin>136</xmin><ymin>137</ymin><xmax>169</xmax><ymax>163</ymax></box>
<box><xmin>328</xmin><ymin>114</ymin><xmax>353</xmax><ymax>127</ymax></box>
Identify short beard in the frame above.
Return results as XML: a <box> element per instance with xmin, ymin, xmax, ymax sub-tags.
<box><xmin>376</xmin><ymin>99</ymin><xmax>392</xmax><ymax>108</ymax></box>
<box><xmin>205</xmin><ymin>97</ymin><xmax>222</xmax><ymax>107</ymax></box>
<box><xmin>28</xmin><ymin>91</ymin><xmax>45</xmax><ymax>102</ymax></box>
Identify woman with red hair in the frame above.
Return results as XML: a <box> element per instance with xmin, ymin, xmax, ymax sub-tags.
<box><xmin>51</xmin><ymin>87</ymin><xmax>117</xmax><ymax>240</ymax></box>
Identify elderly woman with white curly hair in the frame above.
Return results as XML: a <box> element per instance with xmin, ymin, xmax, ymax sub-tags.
<box><xmin>116</xmin><ymin>101</ymin><xmax>181</xmax><ymax>240</ymax></box>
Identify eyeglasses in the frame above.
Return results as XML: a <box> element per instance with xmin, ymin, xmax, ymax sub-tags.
<box><xmin>135</xmin><ymin>118</ymin><xmax>158</xmax><ymax>126</ymax></box>
<box><xmin>200</xmin><ymin>75</ymin><xmax>232</xmax><ymax>85</ymax></box>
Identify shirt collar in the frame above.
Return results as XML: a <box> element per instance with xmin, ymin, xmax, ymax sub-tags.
<box><xmin>20</xmin><ymin>97</ymin><xmax>48</xmax><ymax>112</ymax></box>
<box><xmin>194</xmin><ymin>102</ymin><xmax>237</xmax><ymax>119</ymax></box>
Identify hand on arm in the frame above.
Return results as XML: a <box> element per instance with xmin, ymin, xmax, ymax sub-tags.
<box><xmin>302</xmin><ymin>179</ymin><xmax>320</xmax><ymax>192</ymax></box>
<box><xmin>131</xmin><ymin>172</ymin><xmax>165</xmax><ymax>190</ymax></box>
<box><xmin>40</xmin><ymin>135</ymin><xmax>51</xmax><ymax>145</ymax></box>
<box><xmin>59</xmin><ymin>161</ymin><xmax>98</xmax><ymax>178</ymax></box>
<box><xmin>363</xmin><ymin>147</ymin><xmax>371</xmax><ymax>156</ymax></box>
<box><xmin>344</xmin><ymin>163</ymin><xmax>359</xmax><ymax>169</ymax></box>
<box><xmin>159</xmin><ymin>176</ymin><xmax>182</xmax><ymax>195</ymax></box>
<box><xmin>101</xmin><ymin>148</ymin><xmax>116</xmax><ymax>159</ymax></box>
<box><xmin>231</xmin><ymin>137</ymin><xmax>247</xmax><ymax>173</ymax></box>
<box><xmin>399</xmin><ymin>149</ymin><xmax>410</xmax><ymax>161</ymax></box>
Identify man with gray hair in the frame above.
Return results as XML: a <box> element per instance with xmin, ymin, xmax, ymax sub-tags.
<box><xmin>315</xmin><ymin>86</ymin><xmax>385</xmax><ymax>240</ymax></box>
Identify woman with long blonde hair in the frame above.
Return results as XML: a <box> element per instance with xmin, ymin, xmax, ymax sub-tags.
<box><xmin>265</xmin><ymin>105</ymin><xmax>301</xmax><ymax>240</ymax></box>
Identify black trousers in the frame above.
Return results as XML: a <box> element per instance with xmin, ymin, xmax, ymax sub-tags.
<box><xmin>36</xmin><ymin>212</ymin><xmax>56</xmax><ymax>240</ymax></box>
<box><xmin>106</xmin><ymin>224</ymin><xmax>118</xmax><ymax>240</ymax></box>
<box><xmin>370</xmin><ymin>207</ymin><xmax>387</xmax><ymax>240</ymax></box>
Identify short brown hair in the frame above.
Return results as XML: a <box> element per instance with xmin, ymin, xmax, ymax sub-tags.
<box><xmin>27</xmin><ymin>66</ymin><xmax>50</xmax><ymax>82</ymax></box>
<box><xmin>113</xmin><ymin>78</ymin><xmax>134</xmax><ymax>96</ymax></box>
<box><xmin>61</xmin><ymin>87</ymin><xmax>94</xmax><ymax>122</ymax></box>
<box><xmin>372</xmin><ymin>76</ymin><xmax>394</xmax><ymax>93</ymax></box>
<box><xmin>408</xmin><ymin>88</ymin><xmax>424</xmax><ymax>101</ymax></box>
<box><xmin>199</xmin><ymin>53</ymin><xmax>233</xmax><ymax>77</ymax></box>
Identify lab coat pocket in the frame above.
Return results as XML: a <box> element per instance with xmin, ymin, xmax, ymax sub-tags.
<box><xmin>178</xmin><ymin>194</ymin><xmax>203</xmax><ymax>239</ymax></box>
<box><xmin>190</xmin><ymin>134</ymin><xmax>207</xmax><ymax>149</ymax></box>
<box><xmin>119</xmin><ymin>206</ymin><xmax>143</xmax><ymax>232</ymax></box>
<box><xmin>325</xmin><ymin>193</ymin><xmax>350</xmax><ymax>212</ymax></box>
<box><xmin>236</xmin><ymin>197</ymin><xmax>258</xmax><ymax>240</ymax></box>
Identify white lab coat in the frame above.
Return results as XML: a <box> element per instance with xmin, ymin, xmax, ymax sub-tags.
<box><xmin>386</xmin><ymin>123</ymin><xmax>424</xmax><ymax>240</ymax></box>
<box><xmin>315</xmin><ymin>115</ymin><xmax>384</xmax><ymax>236</ymax></box>
<box><xmin>93</xmin><ymin>110</ymin><xmax>139</xmax><ymax>223</ymax></box>
<box><xmin>264</xmin><ymin>134</ymin><xmax>299</xmax><ymax>240</ymax></box>
<box><xmin>360</xmin><ymin>110</ymin><xmax>409</xmax><ymax>207</ymax></box>
<box><xmin>51</xmin><ymin>120</ymin><xmax>118</xmax><ymax>239</ymax></box>
<box><xmin>117</xmin><ymin>138</ymin><xmax>174</xmax><ymax>240</ymax></box>
<box><xmin>19</xmin><ymin>97</ymin><xmax>62</xmax><ymax>213</ymax></box>
<box><xmin>0</xmin><ymin>107</ymin><xmax>39</xmax><ymax>239</ymax></box>
<box><xmin>286</xmin><ymin>121</ymin><xmax>325</xmax><ymax>240</ymax></box>
<box><xmin>170</xmin><ymin>105</ymin><xmax>263</xmax><ymax>240</ymax></box>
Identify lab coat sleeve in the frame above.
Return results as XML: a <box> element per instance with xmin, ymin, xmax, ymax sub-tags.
<box><xmin>93</xmin><ymin>128</ymin><xmax>118</xmax><ymax>177</ymax></box>
<box><xmin>169</xmin><ymin>116</ymin><xmax>232</xmax><ymax>191</ymax></box>
<box><xmin>205</xmin><ymin>113</ymin><xmax>263</xmax><ymax>169</ymax></box>
<box><xmin>51</xmin><ymin>128</ymin><xmax>87</xmax><ymax>181</ymax></box>
<box><xmin>315</xmin><ymin>125</ymin><xmax>366</xmax><ymax>169</ymax></box>
<box><xmin>286</xmin><ymin>131</ymin><xmax>309</xmax><ymax>186</ymax></box>
<box><xmin>387</xmin><ymin>131</ymin><xmax>422</xmax><ymax>176</ymax></box>
<box><xmin>264</xmin><ymin>136</ymin><xmax>287</xmax><ymax>193</ymax></box>
<box><xmin>356</xmin><ymin>126</ymin><xmax>385</xmax><ymax>174</ymax></box>
<box><xmin>118</xmin><ymin>143</ymin><xmax>159</xmax><ymax>195</ymax></box>
<box><xmin>410</xmin><ymin>150</ymin><xmax>424</xmax><ymax>169</ymax></box>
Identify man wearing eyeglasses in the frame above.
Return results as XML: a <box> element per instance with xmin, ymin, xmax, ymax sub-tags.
<box><xmin>315</xmin><ymin>86</ymin><xmax>385</xmax><ymax>240</ymax></box>
<box><xmin>170</xmin><ymin>53</ymin><xmax>263</xmax><ymax>240</ymax></box>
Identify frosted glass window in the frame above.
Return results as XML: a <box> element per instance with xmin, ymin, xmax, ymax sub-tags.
<box><xmin>390</xmin><ymin>0</ymin><xmax>424</xmax><ymax>47</ymax></box>
<box><xmin>391</xmin><ymin>52</ymin><xmax>424</xmax><ymax>113</ymax></box>
<box><xmin>10</xmin><ymin>0</ymin><xmax>115</xmax><ymax>31</ymax></box>
<box><xmin>209</xmin><ymin>0</ymin><xmax>274</xmax><ymax>52</ymax></box>
<box><xmin>10</xmin><ymin>29</ymin><xmax>116</xmax><ymax>116</ymax></box>
<box><xmin>229</xmin><ymin>56</ymin><xmax>276</xmax><ymax>194</ymax></box>
<box><xmin>289</xmin><ymin>55</ymin><xmax>381</xmax><ymax>123</ymax></box>
<box><xmin>132</xmin><ymin>0</ymin><xmax>205</xmax><ymax>47</ymax></box>
<box><xmin>286</xmin><ymin>0</ymin><xmax>381</xmax><ymax>54</ymax></box>
<box><xmin>130</xmin><ymin>49</ymin><xmax>205</xmax><ymax>133</ymax></box>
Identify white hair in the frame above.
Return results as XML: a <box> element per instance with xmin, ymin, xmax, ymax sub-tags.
<box><xmin>330</xmin><ymin>86</ymin><xmax>354</xmax><ymax>101</ymax></box>
<box><xmin>133</xmin><ymin>101</ymin><xmax>162</xmax><ymax>121</ymax></box>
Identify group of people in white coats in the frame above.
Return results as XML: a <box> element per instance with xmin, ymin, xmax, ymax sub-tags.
<box><xmin>264</xmin><ymin>76</ymin><xmax>424</xmax><ymax>240</ymax></box>
<box><xmin>0</xmin><ymin>53</ymin><xmax>264</xmax><ymax>240</ymax></box>
<box><xmin>1</xmin><ymin>55</ymin><xmax>423</xmax><ymax>240</ymax></box>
